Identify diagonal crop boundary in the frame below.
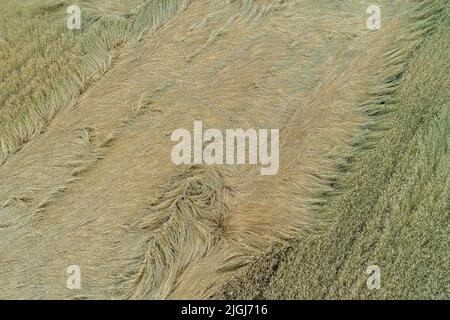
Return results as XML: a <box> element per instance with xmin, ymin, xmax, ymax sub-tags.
<box><xmin>219</xmin><ymin>0</ymin><xmax>447</xmax><ymax>299</ymax></box>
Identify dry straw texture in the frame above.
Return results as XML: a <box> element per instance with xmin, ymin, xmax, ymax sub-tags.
<box><xmin>0</xmin><ymin>0</ymin><xmax>448</xmax><ymax>299</ymax></box>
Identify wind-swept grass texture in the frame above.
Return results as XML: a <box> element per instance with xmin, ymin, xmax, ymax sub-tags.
<box><xmin>221</xmin><ymin>4</ymin><xmax>450</xmax><ymax>299</ymax></box>
<box><xmin>0</xmin><ymin>0</ymin><xmax>447</xmax><ymax>299</ymax></box>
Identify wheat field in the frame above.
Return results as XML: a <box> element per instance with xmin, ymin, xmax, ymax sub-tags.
<box><xmin>0</xmin><ymin>0</ymin><xmax>448</xmax><ymax>299</ymax></box>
